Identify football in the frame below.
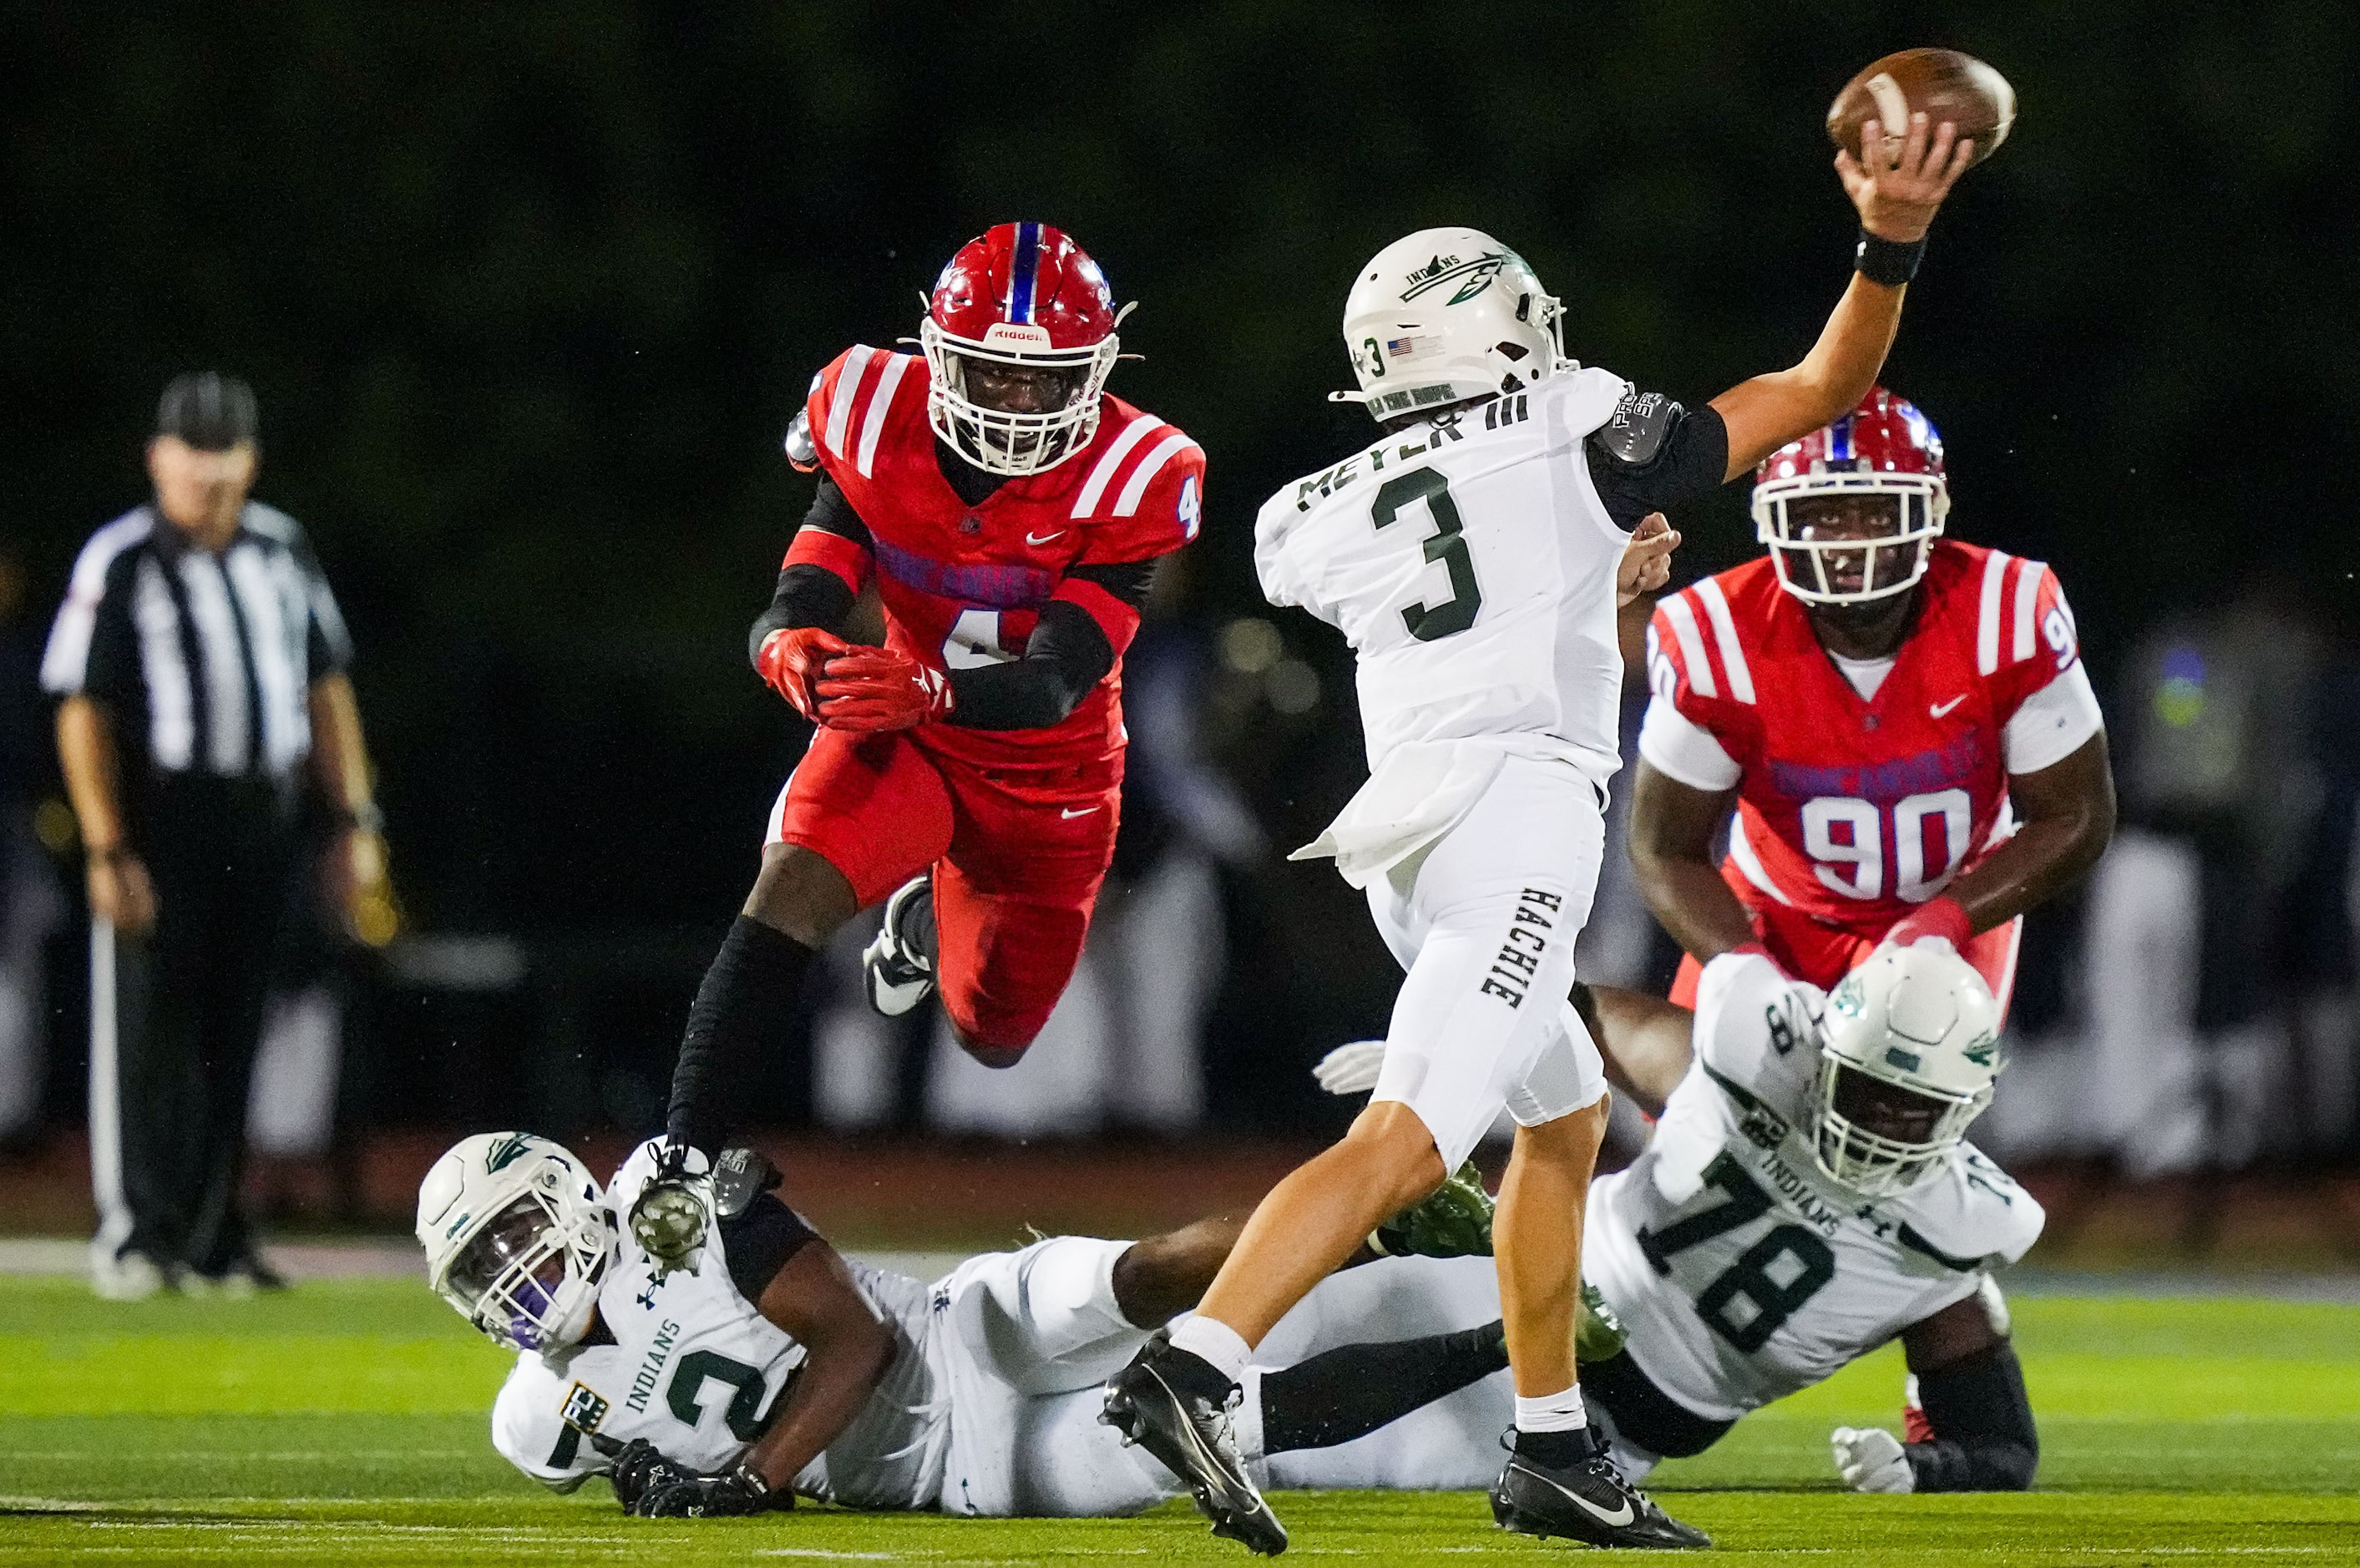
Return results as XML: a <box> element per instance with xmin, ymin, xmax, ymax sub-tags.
<box><xmin>1827</xmin><ymin>48</ymin><xmax>2017</xmax><ymax>169</ymax></box>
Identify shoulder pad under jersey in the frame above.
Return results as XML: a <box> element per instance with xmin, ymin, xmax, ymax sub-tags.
<box><xmin>711</xmin><ymin>1146</ymin><xmax>784</xmax><ymax>1221</ymax></box>
<box><xmin>782</xmin><ymin>408</ymin><xmax>818</xmax><ymax>469</ymax></box>
<box><xmin>1590</xmin><ymin>389</ymin><xmax>1685</xmax><ymax>468</ymax></box>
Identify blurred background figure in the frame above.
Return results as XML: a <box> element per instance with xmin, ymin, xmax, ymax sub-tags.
<box><xmin>0</xmin><ymin>545</ymin><xmax>65</xmax><ymax>1155</ymax></box>
<box><xmin>246</xmin><ymin>798</ymin><xmax>380</xmax><ymax>1216</ymax></box>
<box><xmin>2078</xmin><ymin>578</ymin><xmax>2332</xmax><ymax>1176</ymax></box>
<box><xmin>42</xmin><ymin>373</ymin><xmax>392</xmax><ymax>1297</ymax></box>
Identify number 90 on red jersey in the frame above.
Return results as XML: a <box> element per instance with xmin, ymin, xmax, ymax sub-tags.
<box><xmin>1638</xmin><ymin>541</ymin><xmax>2100</xmax><ymax>928</ymax></box>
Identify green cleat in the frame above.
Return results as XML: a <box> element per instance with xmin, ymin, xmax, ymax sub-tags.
<box><xmin>1577</xmin><ymin>1280</ymin><xmax>1628</xmax><ymax>1363</ymax></box>
<box><xmin>1370</xmin><ymin>1157</ymin><xmax>1496</xmax><ymax>1259</ymax></box>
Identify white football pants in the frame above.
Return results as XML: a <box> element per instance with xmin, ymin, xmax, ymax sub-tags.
<box><xmin>1365</xmin><ymin>755</ymin><xmax>1610</xmax><ymax>1170</ymax></box>
<box><xmin>934</xmin><ymin>1238</ymin><xmax>1508</xmax><ymax>1516</ymax></box>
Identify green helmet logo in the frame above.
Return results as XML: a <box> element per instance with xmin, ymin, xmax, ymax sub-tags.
<box><xmin>484</xmin><ymin>1133</ymin><xmax>534</xmax><ymax>1173</ymax></box>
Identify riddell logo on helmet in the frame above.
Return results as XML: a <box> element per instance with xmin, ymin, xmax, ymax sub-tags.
<box><xmin>1399</xmin><ymin>251</ymin><xmax>1507</xmax><ymax>306</ymax></box>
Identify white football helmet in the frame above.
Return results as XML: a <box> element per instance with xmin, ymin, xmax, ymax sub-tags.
<box><xmin>1332</xmin><ymin>227</ymin><xmax>1574</xmax><ymax>422</ymax></box>
<box><xmin>1811</xmin><ymin>943</ymin><xmax>2004</xmax><ymax>1196</ymax></box>
<box><xmin>417</xmin><ymin>1131</ymin><xmax>611</xmax><ymax>1353</ymax></box>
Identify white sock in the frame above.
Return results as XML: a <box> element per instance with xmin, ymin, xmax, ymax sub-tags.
<box><xmin>1167</xmin><ymin>1314</ymin><xmax>1252</xmax><ymax>1384</ymax></box>
<box><xmin>1515</xmin><ymin>1386</ymin><xmax>1588</xmax><ymax>1433</ymax></box>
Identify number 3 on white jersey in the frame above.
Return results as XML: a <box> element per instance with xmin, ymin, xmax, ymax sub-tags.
<box><xmin>1800</xmin><ymin>788</ymin><xmax>1973</xmax><ymax>902</ymax></box>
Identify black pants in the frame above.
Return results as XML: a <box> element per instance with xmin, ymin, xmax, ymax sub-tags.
<box><xmin>92</xmin><ymin>776</ymin><xmax>296</xmax><ymax>1277</ymax></box>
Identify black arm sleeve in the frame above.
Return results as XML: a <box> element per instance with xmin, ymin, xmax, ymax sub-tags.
<box><xmin>719</xmin><ymin>1191</ymin><xmax>818</xmax><ymax>1307</ymax></box>
<box><xmin>1583</xmin><ymin>395</ymin><xmax>1730</xmax><ymax>529</ymax></box>
<box><xmin>1905</xmin><ymin>1341</ymin><xmax>2039</xmax><ymax>1492</ymax></box>
<box><xmin>943</xmin><ymin>559</ymin><xmax>1158</xmax><ymax>731</ymax></box>
<box><xmin>745</xmin><ymin>477</ymin><xmax>871</xmax><ymax>665</ymax></box>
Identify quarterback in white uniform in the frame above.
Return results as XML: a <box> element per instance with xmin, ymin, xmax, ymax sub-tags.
<box><xmin>1109</xmin><ymin>110</ymin><xmax>1983</xmax><ymax>1553</ymax></box>
<box><xmin>417</xmin><ymin>1134</ymin><xmax>1520</xmax><ymax>1520</ymax></box>
<box><xmin>1568</xmin><ymin>939</ymin><xmax>2042</xmax><ymax>1495</ymax></box>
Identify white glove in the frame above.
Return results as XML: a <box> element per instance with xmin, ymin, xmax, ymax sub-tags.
<box><xmin>1831</xmin><ymin>1426</ymin><xmax>1914</xmax><ymax>1494</ymax></box>
<box><xmin>1311</xmin><ymin>1039</ymin><xmax>1387</xmax><ymax>1096</ymax></box>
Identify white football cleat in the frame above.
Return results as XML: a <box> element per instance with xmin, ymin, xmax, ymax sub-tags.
<box><xmin>92</xmin><ymin>1249</ymin><xmax>171</xmax><ymax>1302</ymax></box>
<box><xmin>863</xmin><ymin>876</ymin><xmax>937</xmax><ymax>1019</ymax></box>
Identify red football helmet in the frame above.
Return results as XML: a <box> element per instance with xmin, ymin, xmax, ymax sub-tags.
<box><xmin>918</xmin><ymin>221</ymin><xmax>1129</xmax><ymax>477</ymax></box>
<box><xmin>1751</xmin><ymin>388</ymin><xmax>1950</xmax><ymax>605</ymax></box>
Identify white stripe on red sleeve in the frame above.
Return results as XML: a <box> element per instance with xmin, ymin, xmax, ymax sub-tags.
<box><xmin>823</xmin><ymin>346</ymin><xmax>876</xmax><ymax>462</ymax></box>
<box><xmin>1692</xmin><ymin>577</ymin><xmax>1756</xmax><ymax>706</ymax></box>
<box><xmin>1976</xmin><ymin>549</ymin><xmax>2013</xmax><ymax>675</ymax></box>
<box><xmin>2011</xmin><ymin>559</ymin><xmax>2046</xmax><ymax>665</ymax></box>
<box><xmin>1659</xmin><ymin>592</ymin><xmax>1719</xmax><ymax>701</ymax></box>
<box><xmin>853</xmin><ymin>352</ymin><xmax>913</xmax><ymax>479</ymax></box>
<box><xmin>1071</xmin><ymin>415</ymin><xmax>1163</xmax><ymax>518</ymax></box>
<box><xmin>1112</xmin><ymin>432</ymin><xmax>1197</xmax><ymax>518</ymax></box>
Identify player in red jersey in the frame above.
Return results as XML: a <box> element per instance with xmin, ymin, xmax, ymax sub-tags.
<box><xmin>1628</xmin><ymin>387</ymin><xmax>2115</xmax><ymax>1014</ymax></box>
<box><xmin>637</xmin><ymin>224</ymin><xmax>1203</xmax><ymax>1229</ymax></box>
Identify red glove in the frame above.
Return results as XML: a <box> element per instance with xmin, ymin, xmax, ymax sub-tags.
<box><xmin>813</xmin><ymin>645</ymin><xmax>954</xmax><ymax>732</ymax></box>
<box><xmin>1884</xmin><ymin>896</ymin><xmax>1973</xmax><ymax>953</ymax></box>
<box><xmin>756</xmin><ymin>627</ymin><xmax>853</xmax><ymax>721</ymax></box>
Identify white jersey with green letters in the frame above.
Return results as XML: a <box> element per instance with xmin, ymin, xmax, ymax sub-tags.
<box><xmin>1254</xmin><ymin>367</ymin><xmax>1634</xmax><ymax>786</ymax></box>
<box><xmin>1584</xmin><ymin>953</ymin><xmax>2044</xmax><ymax>1424</ymax></box>
<box><xmin>489</xmin><ymin>1141</ymin><xmax>943</xmax><ymax>1508</ymax></box>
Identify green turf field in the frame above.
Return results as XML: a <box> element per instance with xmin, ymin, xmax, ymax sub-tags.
<box><xmin>2</xmin><ymin>1277</ymin><xmax>2356</xmax><ymax>1564</ymax></box>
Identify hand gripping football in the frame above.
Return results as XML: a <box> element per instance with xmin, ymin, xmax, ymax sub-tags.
<box><xmin>1829</xmin><ymin>48</ymin><xmax>2016</xmax><ymax>169</ymax></box>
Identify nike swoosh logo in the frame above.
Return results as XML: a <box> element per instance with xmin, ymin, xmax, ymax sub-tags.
<box><xmin>1526</xmin><ymin>1467</ymin><xmax>1636</xmax><ymax>1528</ymax></box>
<box><xmin>1931</xmin><ymin>695</ymin><xmax>1968</xmax><ymax>718</ymax></box>
<box><xmin>1026</xmin><ymin>529</ymin><xmax>1066</xmax><ymax>545</ymax></box>
<box><xmin>1061</xmin><ymin>806</ymin><xmax>1102</xmax><ymax>819</ymax></box>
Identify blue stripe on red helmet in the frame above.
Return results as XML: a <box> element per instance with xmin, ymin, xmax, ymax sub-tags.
<box><xmin>1008</xmin><ymin>221</ymin><xmax>1041</xmax><ymax>324</ymax></box>
<box><xmin>1827</xmin><ymin>414</ymin><xmax>1854</xmax><ymax>463</ymax></box>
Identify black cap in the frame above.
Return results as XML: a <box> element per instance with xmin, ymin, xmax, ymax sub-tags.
<box><xmin>155</xmin><ymin>372</ymin><xmax>257</xmax><ymax>452</ymax></box>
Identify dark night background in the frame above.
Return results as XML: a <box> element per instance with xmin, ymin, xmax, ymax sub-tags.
<box><xmin>3</xmin><ymin>3</ymin><xmax>2354</xmax><ymax>1139</ymax></box>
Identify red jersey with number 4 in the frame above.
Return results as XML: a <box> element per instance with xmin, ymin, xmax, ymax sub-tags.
<box><xmin>792</xmin><ymin>344</ymin><xmax>1203</xmax><ymax>771</ymax></box>
<box><xmin>1643</xmin><ymin>541</ymin><xmax>2084</xmax><ymax>932</ymax></box>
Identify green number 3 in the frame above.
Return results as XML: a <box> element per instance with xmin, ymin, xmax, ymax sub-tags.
<box><xmin>1363</xmin><ymin>336</ymin><xmax>1385</xmax><ymax>379</ymax></box>
<box><xmin>666</xmin><ymin>1350</ymin><xmax>770</xmax><ymax>1442</ymax></box>
<box><xmin>1372</xmin><ymin>469</ymin><xmax>1482</xmax><ymax>641</ymax></box>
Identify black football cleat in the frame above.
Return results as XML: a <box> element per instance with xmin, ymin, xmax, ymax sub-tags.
<box><xmin>863</xmin><ymin>875</ymin><xmax>936</xmax><ymax>1018</ymax></box>
<box><xmin>1490</xmin><ymin>1427</ymin><xmax>1710</xmax><ymax>1550</ymax></box>
<box><xmin>1102</xmin><ymin>1343</ymin><xmax>1287</xmax><ymax>1555</ymax></box>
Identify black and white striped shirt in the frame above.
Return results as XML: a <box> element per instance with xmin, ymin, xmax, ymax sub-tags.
<box><xmin>41</xmin><ymin>503</ymin><xmax>352</xmax><ymax>780</ymax></box>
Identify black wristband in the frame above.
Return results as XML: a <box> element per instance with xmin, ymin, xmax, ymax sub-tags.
<box><xmin>1855</xmin><ymin>229</ymin><xmax>1927</xmax><ymax>287</ymax></box>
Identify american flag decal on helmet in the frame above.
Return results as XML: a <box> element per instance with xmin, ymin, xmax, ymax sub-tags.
<box><xmin>1006</xmin><ymin>220</ymin><xmax>1042</xmax><ymax>324</ymax></box>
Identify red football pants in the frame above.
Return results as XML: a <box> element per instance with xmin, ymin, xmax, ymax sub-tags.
<box><xmin>1669</xmin><ymin>896</ymin><xmax>2023</xmax><ymax>1019</ymax></box>
<box><xmin>767</xmin><ymin>726</ymin><xmax>1122</xmax><ymax>1055</ymax></box>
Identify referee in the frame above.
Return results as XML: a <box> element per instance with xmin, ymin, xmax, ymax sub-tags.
<box><xmin>43</xmin><ymin>374</ymin><xmax>390</xmax><ymax>1298</ymax></box>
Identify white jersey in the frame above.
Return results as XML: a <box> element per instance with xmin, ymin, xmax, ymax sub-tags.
<box><xmin>491</xmin><ymin>1141</ymin><xmax>945</xmax><ymax>1509</ymax></box>
<box><xmin>1586</xmin><ymin>954</ymin><xmax>2044</xmax><ymax>1424</ymax></box>
<box><xmin>1256</xmin><ymin>366</ymin><xmax>1633</xmax><ymax>787</ymax></box>
<box><xmin>489</xmin><ymin>1205</ymin><xmax>1517</xmax><ymax>1519</ymax></box>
